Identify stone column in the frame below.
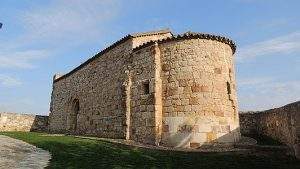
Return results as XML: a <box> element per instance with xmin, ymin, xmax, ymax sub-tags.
<box><xmin>124</xmin><ymin>70</ymin><xmax>132</xmax><ymax>140</ymax></box>
<box><xmin>153</xmin><ymin>42</ymin><xmax>163</xmax><ymax>145</ymax></box>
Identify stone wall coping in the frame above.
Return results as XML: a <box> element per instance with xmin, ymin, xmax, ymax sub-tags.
<box><xmin>53</xmin><ymin>29</ymin><xmax>172</xmax><ymax>83</ymax></box>
<box><xmin>0</xmin><ymin>112</ymin><xmax>48</xmax><ymax>117</ymax></box>
<box><xmin>239</xmin><ymin>101</ymin><xmax>300</xmax><ymax>115</ymax></box>
<box><xmin>132</xmin><ymin>31</ymin><xmax>236</xmax><ymax>54</ymax></box>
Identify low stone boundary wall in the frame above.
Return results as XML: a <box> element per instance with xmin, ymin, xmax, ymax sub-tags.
<box><xmin>239</xmin><ymin>112</ymin><xmax>258</xmax><ymax>136</ymax></box>
<box><xmin>0</xmin><ymin>112</ymin><xmax>49</xmax><ymax>132</ymax></box>
<box><xmin>239</xmin><ymin>101</ymin><xmax>300</xmax><ymax>157</ymax></box>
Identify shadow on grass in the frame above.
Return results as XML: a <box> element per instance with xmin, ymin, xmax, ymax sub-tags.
<box><xmin>243</xmin><ymin>134</ymin><xmax>283</xmax><ymax>146</ymax></box>
<box><xmin>1</xmin><ymin>132</ymin><xmax>300</xmax><ymax>169</ymax></box>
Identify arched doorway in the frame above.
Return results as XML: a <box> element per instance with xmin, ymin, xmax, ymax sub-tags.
<box><xmin>67</xmin><ymin>99</ymin><xmax>80</xmax><ymax>133</ymax></box>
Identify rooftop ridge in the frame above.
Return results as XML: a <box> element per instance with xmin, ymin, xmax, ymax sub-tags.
<box><xmin>133</xmin><ymin>32</ymin><xmax>236</xmax><ymax>53</ymax></box>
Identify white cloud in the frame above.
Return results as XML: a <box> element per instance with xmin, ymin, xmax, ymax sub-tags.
<box><xmin>0</xmin><ymin>0</ymin><xmax>122</xmax><ymax>114</ymax></box>
<box><xmin>256</xmin><ymin>18</ymin><xmax>290</xmax><ymax>29</ymax></box>
<box><xmin>0</xmin><ymin>74</ymin><xmax>22</xmax><ymax>87</ymax></box>
<box><xmin>0</xmin><ymin>49</ymin><xmax>48</xmax><ymax>69</ymax></box>
<box><xmin>0</xmin><ymin>98</ymin><xmax>47</xmax><ymax>115</ymax></box>
<box><xmin>237</xmin><ymin>32</ymin><xmax>300</xmax><ymax>62</ymax></box>
<box><xmin>0</xmin><ymin>0</ymin><xmax>120</xmax><ymax>70</ymax></box>
<box><xmin>238</xmin><ymin>77</ymin><xmax>300</xmax><ymax>111</ymax></box>
<box><xmin>21</xmin><ymin>0</ymin><xmax>120</xmax><ymax>43</ymax></box>
<box><xmin>238</xmin><ymin>77</ymin><xmax>273</xmax><ymax>86</ymax></box>
<box><xmin>234</xmin><ymin>0</ymin><xmax>278</xmax><ymax>3</ymax></box>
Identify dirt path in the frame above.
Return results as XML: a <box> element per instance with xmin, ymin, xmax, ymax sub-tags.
<box><xmin>0</xmin><ymin>135</ymin><xmax>51</xmax><ymax>169</ymax></box>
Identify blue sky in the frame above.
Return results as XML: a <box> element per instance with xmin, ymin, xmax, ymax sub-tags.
<box><xmin>0</xmin><ymin>0</ymin><xmax>299</xmax><ymax>115</ymax></box>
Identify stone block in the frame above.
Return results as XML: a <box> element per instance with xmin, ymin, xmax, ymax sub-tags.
<box><xmin>191</xmin><ymin>105</ymin><xmax>201</xmax><ymax>112</ymax></box>
<box><xmin>191</xmin><ymin>84</ymin><xmax>201</xmax><ymax>93</ymax></box>
<box><xmin>163</xmin><ymin>125</ymin><xmax>169</xmax><ymax>132</ymax></box>
<box><xmin>214</xmin><ymin>111</ymin><xmax>224</xmax><ymax>117</ymax></box>
<box><xmin>221</xmin><ymin>125</ymin><xmax>230</xmax><ymax>133</ymax></box>
<box><xmin>166</xmin><ymin>87</ymin><xmax>178</xmax><ymax>96</ymax></box>
<box><xmin>204</xmin><ymin>111</ymin><xmax>214</xmax><ymax>116</ymax></box>
<box><xmin>191</xmin><ymin>133</ymin><xmax>207</xmax><ymax>143</ymax></box>
<box><xmin>175</xmin><ymin>105</ymin><xmax>185</xmax><ymax>112</ymax></box>
<box><xmin>178</xmin><ymin>124</ymin><xmax>193</xmax><ymax>133</ymax></box>
<box><xmin>184</xmin><ymin>105</ymin><xmax>192</xmax><ymax>112</ymax></box>
<box><xmin>181</xmin><ymin>99</ymin><xmax>190</xmax><ymax>106</ymax></box>
<box><xmin>178</xmin><ymin>79</ymin><xmax>189</xmax><ymax>87</ymax></box>
<box><xmin>214</xmin><ymin>68</ymin><xmax>222</xmax><ymax>74</ymax></box>
<box><xmin>212</xmin><ymin>125</ymin><xmax>221</xmax><ymax>133</ymax></box>
<box><xmin>183</xmin><ymin>86</ymin><xmax>192</xmax><ymax>94</ymax></box>
<box><xmin>140</xmin><ymin>105</ymin><xmax>147</xmax><ymax>112</ymax></box>
<box><xmin>189</xmin><ymin>97</ymin><xmax>199</xmax><ymax>105</ymax></box>
<box><xmin>201</xmin><ymin>85</ymin><xmax>210</xmax><ymax>92</ymax></box>
<box><xmin>206</xmin><ymin>132</ymin><xmax>217</xmax><ymax>142</ymax></box>
<box><xmin>218</xmin><ymin>117</ymin><xmax>228</xmax><ymax>125</ymax></box>
<box><xmin>191</xmin><ymin>84</ymin><xmax>210</xmax><ymax>93</ymax></box>
<box><xmin>162</xmin><ymin>63</ymin><xmax>171</xmax><ymax>71</ymax></box>
<box><xmin>190</xmin><ymin>142</ymin><xmax>200</xmax><ymax>148</ymax></box>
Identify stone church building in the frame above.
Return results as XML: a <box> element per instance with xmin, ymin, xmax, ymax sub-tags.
<box><xmin>49</xmin><ymin>29</ymin><xmax>240</xmax><ymax>148</ymax></box>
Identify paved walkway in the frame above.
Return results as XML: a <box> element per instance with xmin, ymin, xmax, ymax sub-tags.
<box><xmin>0</xmin><ymin>135</ymin><xmax>51</xmax><ymax>169</ymax></box>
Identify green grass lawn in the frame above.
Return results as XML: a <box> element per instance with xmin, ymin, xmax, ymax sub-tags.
<box><xmin>1</xmin><ymin>132</ymin><xmax>300</xmax><ymax>169</ymax></box>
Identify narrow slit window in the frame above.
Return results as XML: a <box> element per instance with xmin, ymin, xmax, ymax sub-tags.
<box><xmin>143</xmin><ymin>81</ymin><xmax>150</xmax><ymax>94</ymax></box>
<box><xmin>226</xmin><ymin>82</ymin><xmax>231</xmax><ymax>94</ymax></box>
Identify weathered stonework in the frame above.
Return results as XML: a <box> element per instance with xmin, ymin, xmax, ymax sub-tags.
<box><xmin>239</xmin><ymin>101</ymin><xmax>300</xmax><ymax>157</ymax></box>
<box><xmin>0</xmin><ymin>112</ymin><xmax>49</xmax><ymax>132</ymax></box>
<box><xmin>158</xmin><ymin>37</ymin><xmax>240</xmax><ymax>148</ymax></box>
<box><xmin>49</xmin><ymin>29</ymin><xmax>240</xmax><ymax>148</ymax></box>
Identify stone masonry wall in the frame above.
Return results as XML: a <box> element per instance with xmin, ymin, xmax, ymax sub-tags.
<box><xmin>50</xmin><ymin>40</ymin><xmax>132</xmax><ymax>138</ymax></box>
<box><xmin>240</xmin><ymin>101</ymin><xmax>300</xmax><ymax>146</ymax></box>
<box><xmin>239</xmin><ymin>101</ymin><xmax>300</xmax><ymax>158</ymax></box>
<box><xmin>49</xmin><ymin>32</ymin><xmax>171</xmax><ymax>141</ymax></box>
<box><xmin>159</xmin><ymin>39</ymin><xmax>240</xmax><ymax>148</ymax></box>
<box><xmin>127</xmin><ymin>45</ymin><xmax>157</xmax><ymax>144</ymax></box>
<box><xmin>239</xmin><ymin>112</ymin><xmax>258</xmax><ymax>136</ymax></box>
<box><xmin>0</xmin><ymin>112</ymin><xmax>49</xmax><ymax>132</ymax></box>
<box><xmin>49</xmin><ymin>30</ymin><xmax>239</xmax><ymax>147</ymax></box>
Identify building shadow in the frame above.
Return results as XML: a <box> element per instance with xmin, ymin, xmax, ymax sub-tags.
<box><xmin>30</xmin><ymin>115</ymin><xmax>49</xmax><ymax>132</ymax></box>
<box><xmin>160</xmin><ymin>117</ymin><xmax>241</xmax><ymax>149</ymax></box>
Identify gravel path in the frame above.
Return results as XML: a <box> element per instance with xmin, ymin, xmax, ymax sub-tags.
<box><xmin>0</xmin><ymin>135</ymin><xmax>51</xmax><ymax>169</ymax></box>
